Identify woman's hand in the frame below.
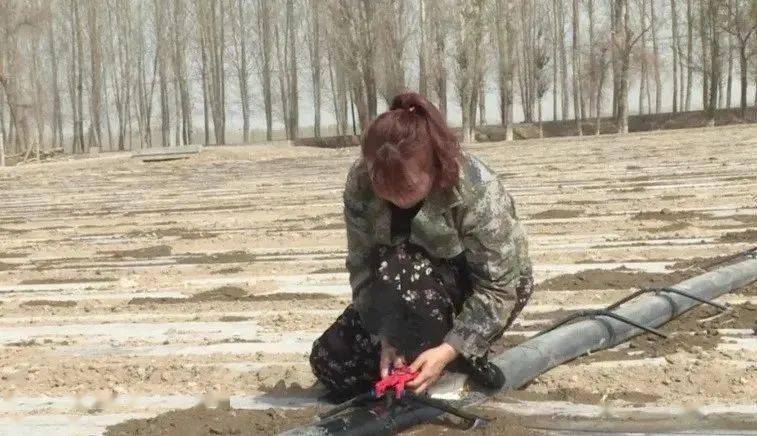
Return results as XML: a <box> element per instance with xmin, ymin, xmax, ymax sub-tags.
<box><xmin>407</xmin><ymin>343</ymin><xmax>459</xmax><ymax>394</ymax></box>
<box><xmin>380</xmin><ymin>338</ymin><xmax>406</xmax><ymax>379</ymax></box>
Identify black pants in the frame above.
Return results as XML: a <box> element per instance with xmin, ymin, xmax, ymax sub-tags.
<box><xmin>309</xmin><ymin>243</ymin><xmax>526</xmax><ymax>397</ymax></box>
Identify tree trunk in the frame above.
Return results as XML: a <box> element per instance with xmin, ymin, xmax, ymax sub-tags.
<box><xmin>308</xmin><ymin>0</ymin><xmax>322</xmax><ymax>138</ymax></box>
<box><xmin>47</xmin><ymin>15</ymin><xmax>63</xmax><ymax>150</ymax></box>
<box><xmin>419</xmin><ymin>0</ymin><xmax>427</xmax><ymax>96</ymax></box>
<box><xmin>617</xmin><ymin>0</ymin><xmax>630</xmax><ymax>134</ymax></box>
<box><xmin>739</xmin><ymin>46</ymin><xmax>748</xmax><ymax>118</ymax></box>
<box><xmin>235</xmin><ymin>0</ymin><xmax>250</xmax><ymax>143</ymax></box>
<box><xmin>173</xmin><ymin>0</ymin><xmax>191</xmax><ymax>145</ymax></box>
<box><xmin>88</xmin><ymin>1</ymin><xmax>102</xmax><ymax>150</ymax></box>
<box><xmin>287</xmin><ymin>0</ymin><xmax>299</xmax><ymax>139</ymax></box>
<box><xmin>639</xmin><ymin>3</ymin><xmax>648</xmax><ymax>115</ymax></box>
<box><xmin>495</xmin><ymin>0</ymin><xmax>508</xmax><ymax>126</ymax></box>
<box><xmin>596</xmin><ymin>51</ymin><xmax>607</xmax><ymax>135</ymax></box>
<box><xmin>505</xmin><ymin>3</ymin><xmax>514</xmax><ymax>141</ymax></box>
<box><xmin>274</xmin><ymin>21</ymin><xmax>290</xmax><ymax>138</ymax></box>
<box><xmin>200</xmin><ymin>31</ymin><xmax>210</xmax><ymax>146</ymax></box>
<box><xmin>430</xmin><ymin>0</ymin><xmax>448</xmax><ymax>119</ymax></box>
<box><xmin>155</xmin><ymin>0</ymin><xmax>170</xmax><ymax>147</ymax></box>
<box><xmin>0</xmin><ymin>121</ymin><xmax>4</xmax><ymax>167</ymax></box>
<box><xmin>559</xmin><ymin>0</ymin><xmax>569</xmax><ymax>119</ymax></box>
<box><xmin>706</xmin><ymin>0</ymin><xmax>719</xmax><ymax>126</ymax></box>
<box><xmin>0</xmin><ymin>91</ymin><xmax>6</xmax><ymax>162</ymax></box>
<box><xmin>75</xmin><ymin>0</ymin><xmax>86</xmax><ymax>153</ymax></box>
<box><xmin>671</xmin><ymin>0</ymin><xmax>679</xmax><ymax>113</ymax></box>
<box><xmin>258</xmin><ymin>0</ymin><xmax>274</xmax><ymax>141</ymax></box>
<box><xmin>478</xmin><ymin>81</ymin><xmax>486</xmax><ymax>126</ymax></box>
<box><xmin>699</xmin><ymin>0</ymin><xmax>710</xmax><ymax>111</ymax></box>
<box><xmin>650</xmin><ymin>0</ymin><xmax>661</xmax><ymax>113</ymax></box>
<box><xmin>685</xmin><ymin>0</ymin><xmax>693</xmax><ymax>110</ymax></box>
<box><xmin>587</xmin><ymin>0</ymin><xmax>597</xmax><ymax>119</ymax></box>
<box><xmin>726</xmin><ymin>29</ymin><xmax>733</xmax><ymax>109</ymax></box>
<box><xmin>571</xmin><ymin>0</ymin><xmax>582</xmax><ymax>134</ymax></box>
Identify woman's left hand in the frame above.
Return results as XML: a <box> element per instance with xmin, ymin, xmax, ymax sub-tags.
<box><xmin>406</xmin><ymin>342</ymin><xmax>459</xmax><ymax>394</ymax></box>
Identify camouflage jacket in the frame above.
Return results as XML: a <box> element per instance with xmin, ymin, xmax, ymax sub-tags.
<box><xmin>343</xmin><ymin>151</ymin><xmax>533</xmax><ymax>360</ymax></box>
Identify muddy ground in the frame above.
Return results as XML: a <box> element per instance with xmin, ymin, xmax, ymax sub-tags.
<box><xmin>1</xmin><ymin>125</ymin><xmax>756</xmax><ymax>434</ymax></box>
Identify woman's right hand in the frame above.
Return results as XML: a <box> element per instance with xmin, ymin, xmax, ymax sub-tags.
<box><xmin>380</xmin><ymin>337</ymin><xmax>406</xmax><ymax>379</ymax></box>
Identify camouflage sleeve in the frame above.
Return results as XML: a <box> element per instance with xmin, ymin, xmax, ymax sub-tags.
<box><xmin>444</xmin><ymin>178</ymin><xmax>532</xmax><ymax>360</ymax></box>
<box><xmin>343</xmin><ymin>161</ymin><xmax>373</xmax><ymax>301</ymax></box>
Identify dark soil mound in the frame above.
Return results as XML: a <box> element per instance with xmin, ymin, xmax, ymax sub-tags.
<box><xmin>105</xmin><ymin>403</ymin><xmax>317</xmax><ymax>436</ymax></box>
<box><xmin>530</xmin><ymin>209</ymin><xmax>583</xmax><ymax>219</ymax></box>
<box><xmin>100</xmin><ymin>245</ymin><xmax>173</xmax><ymax>259</ymax></box>
<box><xmin>631</xmin><ymin>209</ymin><xmax>708</xmax><ymax>222</ymax></box>
<box><xmin>294</xmin><ymin>135</ymin><xmax>360</xmax><ymax>148</ymax></box>
<box><xmin>718</xmin><ymin>229</ymin><xmax>757</xmax><ymax>243</ymax></box>
<box><xmin>538</xmin><ymin>267</ymin><xmax>691</xmax><ymax>291</ymax></box>
<box><xmin>20</xmin><ymin>300</ymin><xmax>77</xmax><ymax>308</ymax></box>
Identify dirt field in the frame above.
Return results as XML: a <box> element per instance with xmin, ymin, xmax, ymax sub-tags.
<box><xmin>0</xmin><ymin>124</ymin><xmax>755</xmax><ymax>435</ymax></box>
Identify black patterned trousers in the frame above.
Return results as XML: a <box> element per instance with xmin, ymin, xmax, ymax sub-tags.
<box><xmin>309</xmin><ymin>243</ymin><xmax>531</xmax><ymax>398</ymax></box>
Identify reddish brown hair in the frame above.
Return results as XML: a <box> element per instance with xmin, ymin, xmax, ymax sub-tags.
<box><xmin>362</xmin><ymin>92</ymin><xmax>460</xmax><ymax>197</ymax></box>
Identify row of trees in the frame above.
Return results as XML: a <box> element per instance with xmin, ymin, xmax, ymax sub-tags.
<box><xmin>1</xmin><ymin>0</ymin><xmax>757</xmax><ymax>165</ymax></box>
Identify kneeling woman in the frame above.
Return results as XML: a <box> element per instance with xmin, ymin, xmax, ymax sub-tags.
<box><xmin>310</xmin><ymin>92</ymin><xmax>533</xmax><ymax>399</ymax></box>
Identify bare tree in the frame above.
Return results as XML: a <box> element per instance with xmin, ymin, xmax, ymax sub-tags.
<box><xmin>47</xmin><ymin>3</ymin><xmax>64</xmax><ymax>150</ymax></box>
<box><xmin>254</xmin><ymin>0</ymin><xmax>274</xmax><ymax>141</ymax></box>
<box><xmin>376</xmin><ymin>0</ymin><xmax>409</xmax><ymax>102</ymax></box>
<box><xmin>305</xmin><ymin>0</ymin><xmax>323</xmax><ymax>138</ymax></box>
<box><xmin>571</xmin><ymin>0</ymin><xmax>583</xmax><ymax>133</ymax></box>
<box><xmin>720</xmin><ymin>0</ymin><xmax>756</xmax><ymax>117</ymax></box>
<box><xmin>685</xmin><ymin>0</ymin><xmax>694</xmax><ymax>109</ymax></box>
<box><xmin>325</xmin><ymin>0</ymin><xmax>380</xmax><ymax>130</ymax></box>
<box><xmin>452</xmin><ymin>0</ymin><xmax>486</xmax><ymax>142</ymax></box>
<box><xmin>272</xmin><ymin>0</ymin><xmax>300</xmax><ymax>139</ymax></box>
<box><xmin>650</xmin><ymin>0</ymin><xmax>662</xmax><ymax>112</ymax></box>
<box><xmin>231</xmin><ymin>0</ymin><xmax>251</xmax><ymax>143</ymax></box>
<box><xmin>196</xmin><ymin>0</ymin><xmax>227</xmax><ymax>145</ymax></box>
<box><xmin>132</xmin><ymin>2</ymin><xmax>157</xmax><ymax>149</ymax></box>
<box><xmin>171</xmin><ymin>0</ymin><xmax>192</xmax><ymax>145</ymax></box>
<box><xmin>68</xmin><ymin>0</ymin><xmax>86</xmax><ymax>152</ymax></box>
<box><xmin>671</xmin><ymin>0</ymin><xmax>680</xmax><ymax>112</ymax></box>
<box><xmin>639</xmin><ymin>0</ymin><xmax>649</xmax><ymax>115</ymax></box>
<box><xmin>614</xmin><ymin>0</ymin><xmax>650</xmax><ymax>133</ymax></box>
<box><xmin>419</xmin><ymin>0</ymin><xmax>428</xmax><ymax>96</ymax></box>
<box><xmin>704</xmin><ymin>0</ymin><xmax>722</xmax><ymax>125</ymax></box>
<box><xmin>287</xmin><ymin>0</ymin><xmax>299</xmax><ymax>139</ymax></box>
<box><xmin>495</xmin><ymin>0</ymin><xmax>515</xmax><ymax>140</ymax></box>
<box><xmin>154</xmin><ymin>0</ymin><xmax>171</xmax><ymax>147</ymax></box>
<box><xmin>87</xmin><ymin>0</ymin><xmax>103</xmax><ymax>149</ymax></box>
<box><xmin>426</xmin><ymin>0</ymin><xmax>450</xmax><ymax>117</ymax></box>
<box><xmin>558</xmin><ymin>0</ymin><xmax>569</xmax><ymax>118</ymax></box>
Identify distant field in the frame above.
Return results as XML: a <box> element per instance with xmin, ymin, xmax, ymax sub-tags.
<box><xmin>0</xmin><ymin>124</ymin><xmax>755</xmax><ymax>434</ymax></box>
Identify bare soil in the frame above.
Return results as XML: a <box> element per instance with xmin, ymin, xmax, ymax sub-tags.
<box><xmin>719</xmin><ymin>229</ymin><xmax>757</xmax><ymax>243</ymax></box>
<box><xmin>631</xmin><ymin>209</ymin><xmax>709</xmax><ymax>222</ymax></box>
<box><xmin>128</xmin><ymin>286</ymin><xmax>336</xmax><ymax>305</ymax></box>
<box><xmin>100</xmin><ymin>245</ymin><xmax>173</xmax><ymax>259</ymax></box>
<box><xmin>497</xmin><ymin>387</ymin><xmax>660</xmax><ymax>405</ymax></box>
<box><xmin>575</xmin><ymin>302</ymin><xmax>756</xmax><ymax>363</ymax></box>
<box><xmin>537</xmin><ymin>267</ymin><xmax>692</xmax><ymax>291</ymax></box>
<box><xmin>530</xmin><ymin>209</ymin><xmax>584</xmax><ymax>219</ymax></box>
<box><xmin>19</xmin><ymin>300</ymin><xmax>77</xmax><ymax>308</ymax></box>
<box><xmin>3</xmin><ymin>125</ymin><xmax>756</xmax><ymax>434</ymax></box>
<box><xmin>105</xmin><ymin>403</ymin><xmax>318</xmax><ymax>436</ymax></box>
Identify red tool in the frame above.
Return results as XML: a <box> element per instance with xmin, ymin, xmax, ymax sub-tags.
<box><xmin>318</xmin><ymin>367</ymin><xmax>487</xmax><ymax>428</ymax></box>
<box><xmin>373</xmin><ymin>367</ymin><xmax>418</xmax><ymax>398</ymax></box>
